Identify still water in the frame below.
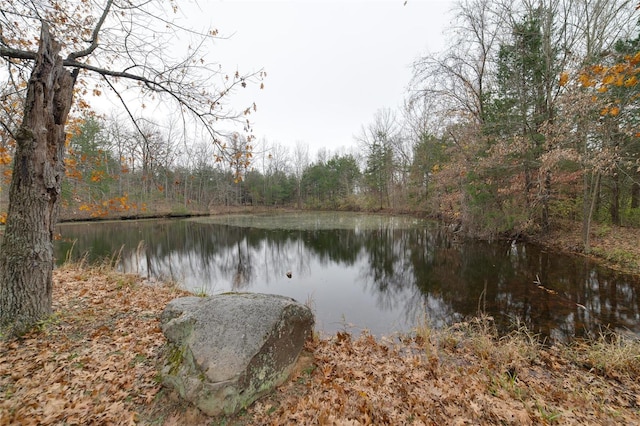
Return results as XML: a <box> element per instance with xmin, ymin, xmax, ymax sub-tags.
<box><xmin>54</xmin><ymin>212</ymin><xmax>640</xmax><ymax>341</ymax></box>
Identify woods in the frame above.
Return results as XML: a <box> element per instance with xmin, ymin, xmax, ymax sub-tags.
<box><xmin>410</xmin><ymin>0</ymin><xmax>639</xmax><ymax>240</ymax></box>
<box><xmin>2</xmin><ymin>2</ymin><xmax>635</xmax><ymax>233</ymax></box>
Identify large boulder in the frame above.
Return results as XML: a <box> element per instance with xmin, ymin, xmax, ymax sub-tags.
<box><xmin>159</xmin><ymin>293</ymin><xmax>314</xmax><ymax>416</ymax></box>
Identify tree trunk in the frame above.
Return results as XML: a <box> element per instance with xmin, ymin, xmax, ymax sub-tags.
<box><xmin>524</xmin><ymin>164</ymin><xmax>533</xmax><ymax>208</ymax></box>
<box><xmin>0</xmin><ymin>24</ymin><xmax>76</xmax><ymax>334</ymax></box>
<box><xmin>542</xmin><ymin>169</ymin><xmax>551</xmax><ymax>233</ymax></box>
<box><xmin>582</xmin><ymin>172</ymin><xmax>601</xmax><ymax>255</ymax></box>
<box><xmin>610</xmin><ymin>173</ymin><xmax>620</xmax><ymax>226</ymax></box>
<box><xmin>632</xmin><ymin>180</ymin><xmax>640</xmax><ymax>209</ymax></box>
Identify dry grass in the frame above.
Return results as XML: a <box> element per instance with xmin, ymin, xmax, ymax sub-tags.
<box><xmin>1</xmin><ymin>266</ymin><xmax>640</xmax><ymax>425</ymax></box>
<box><xmin>564</xmin><ymin>332</ymin><xmax>640</xmax><ymax>380</ymax></box>
<box><xmin>246</xmin><ymin>319</ymin><xmax>640</xmax><ymax>425</ymax></box>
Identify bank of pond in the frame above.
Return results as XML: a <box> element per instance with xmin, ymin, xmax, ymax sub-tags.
<box><xmin>51</xmin><ymin>212</ymin><xmax>640</xmax><ymax>344</ymax></box>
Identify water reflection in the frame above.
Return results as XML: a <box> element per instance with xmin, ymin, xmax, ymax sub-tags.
<box><xmin>54</xmin><ymin>213</ymin><xmax>640</xmax><ymax>341</ymax></box>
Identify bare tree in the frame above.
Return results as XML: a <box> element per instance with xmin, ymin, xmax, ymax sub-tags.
<box><xmin>411</xmin><ymin>0</ymin><xmax>504</xmax><ymax>125</ymax></box>
<box><xmin>357</xmin><ymin>108</ymin><xmax>401</xmax><ymax>208</ymax></box>
<box><xmin>0</xmin><ymin>0</ymin><xmax>262</xmax><ymax>334</ymax></box>
<box><xmin>266</xmin><ymin>142</ymin><xmax>291</xmax><ymax>175</ymax></box>
<box><xmin>292</xmin><ymin>141</ymin><xmax>310</xmax><ymax>209</ymax></box>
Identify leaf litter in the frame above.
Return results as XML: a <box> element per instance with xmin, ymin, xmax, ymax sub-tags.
<box><xmin>1</xmin><ymin>266</ymin><xmax>640</xmax><ymax>425</ymax></box>
<box><xmin>0</xmin><ymin>265</ymin><xmax>188</xmax><ymax>425</ymax></box>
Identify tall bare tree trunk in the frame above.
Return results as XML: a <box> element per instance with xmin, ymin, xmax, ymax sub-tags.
<box><xmin>0</xmin><ymin>24</ymin><xmax>76</xmax><ymax>335</ymax></box>
<box><xmin>542</xmin><ymin>169</ymin><xmax>552</xmax><ymax>233</ymax></box>
<box><xmin>610</xmin><ymin>172</ymin><xmax>620</xmax><ymax>226</ymax></box>
<box><xmin>582</xmin><ymin>172</ymin><xmax>601</xmax><ymax>255</ymax></box>
<box><xmin>632</xmin><ymin>180</ymin><xmax>640</xmax><ymax>209</ymax></box>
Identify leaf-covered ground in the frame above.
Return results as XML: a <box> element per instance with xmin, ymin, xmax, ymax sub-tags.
<box><xmin>253</xmin><ymin>327</ymin><xmax>640</xmax><ymax>425</ymax></box>
<box><xmin>0</xmin><ymin>266</ymin><xmax>189</xmax><ymax>425</ymax></box>
<box><xmin>532</xmin><ymin>220</ymin><xmax>640</xmax><ymax>275</ymax></box>
<box><xmin>1</xmin><ymin>265</ymin><xmax>640</xmax><ymax>425</ymax></box>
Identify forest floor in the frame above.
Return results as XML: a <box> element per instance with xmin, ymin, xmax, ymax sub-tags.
<box><xmin>530</xmin><ymin>219</ymin><xmax>640</xmax><ymax>276</ymax></box>
<box><xmin>1</xmin><ymin>219</ymin><xmax>640</xmax><ymax>425</ymax></box>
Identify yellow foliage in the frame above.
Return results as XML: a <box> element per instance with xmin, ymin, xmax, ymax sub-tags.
<box><xmin>578</xmin><ymin>73</ymin><xmax>595</xmax><ymax>88</ymax></box>
<box><xmin>600</xmin><ymin>105</ymin><xmax>620</xmax><ymax>116</ymax></box>
<box><xmin>0</xmin><ymin>149</ymin><xmax>12</xmax><ymax>165</ymax></box>
<box><xmin>558</xmin><ymin>72</ymin><xmax>569</xmax><ymax>87</ymax></box>
<box><xmin>66</xmin><ymin>169</ymin><xmax>82</xmax><ymax>179</ymax></box>
<box><xmin>613</xmin><ymin>63</ymin><xmax>627</xmax><ymax>74</ymax></box>
<box><xmin>90</xmin><ymin>171</ymin><xmax>103</xmax><ymax>182</ymax></box>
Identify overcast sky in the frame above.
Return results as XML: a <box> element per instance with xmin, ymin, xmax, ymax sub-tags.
<box><xmin>180</xmin><ymin>0</ymin><xmax>456</xmax><ymax>156</ymax></box>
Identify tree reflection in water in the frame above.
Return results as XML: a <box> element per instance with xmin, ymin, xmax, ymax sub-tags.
<box><xmin>54</xmin><ymin>213</ymin><xmax>640</xmax><ymax>342</ymax></box>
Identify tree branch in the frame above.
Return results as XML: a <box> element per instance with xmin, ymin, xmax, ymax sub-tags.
<box><xmin>0</xmin><ymin>46</ymin><xmax>36</xmax><ymax>61</ymax></box>
<box><xmin>67</xmin><ymin>0</ymin><xmax>114</xmax><ymax>61</ymax></box>
<box><xmin>100</xmin><ymin>73</ymin><xmax>152</xmax><ymax>150</ymax></box>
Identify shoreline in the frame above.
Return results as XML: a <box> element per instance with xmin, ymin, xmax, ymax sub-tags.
<box><xmin>1</xmin><ymin>265</ymin><xmax>640</xmax><ymax>424</ymax></box>
<box><xmin>55</xmin><ymin>207</ymin><xmax>640</xmax><ymax>278</ymax></box>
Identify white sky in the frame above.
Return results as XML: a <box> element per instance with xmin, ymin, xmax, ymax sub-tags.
<box><xmin>185</xmin><ymin>0</ymin><xmax>456</xmax><ymax>155</ymax></box>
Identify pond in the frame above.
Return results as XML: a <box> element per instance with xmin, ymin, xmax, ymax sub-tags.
<box><xmin>54</xmin><ymin>212</ymin><xmax>640</xmax><ymax>342</ymax></box>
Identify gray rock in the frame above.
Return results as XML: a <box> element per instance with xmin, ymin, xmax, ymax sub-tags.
<box><xmin>160</xmin><ymin>293</ymin><xmax>314</xmax><ymax>416</ymax></box>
